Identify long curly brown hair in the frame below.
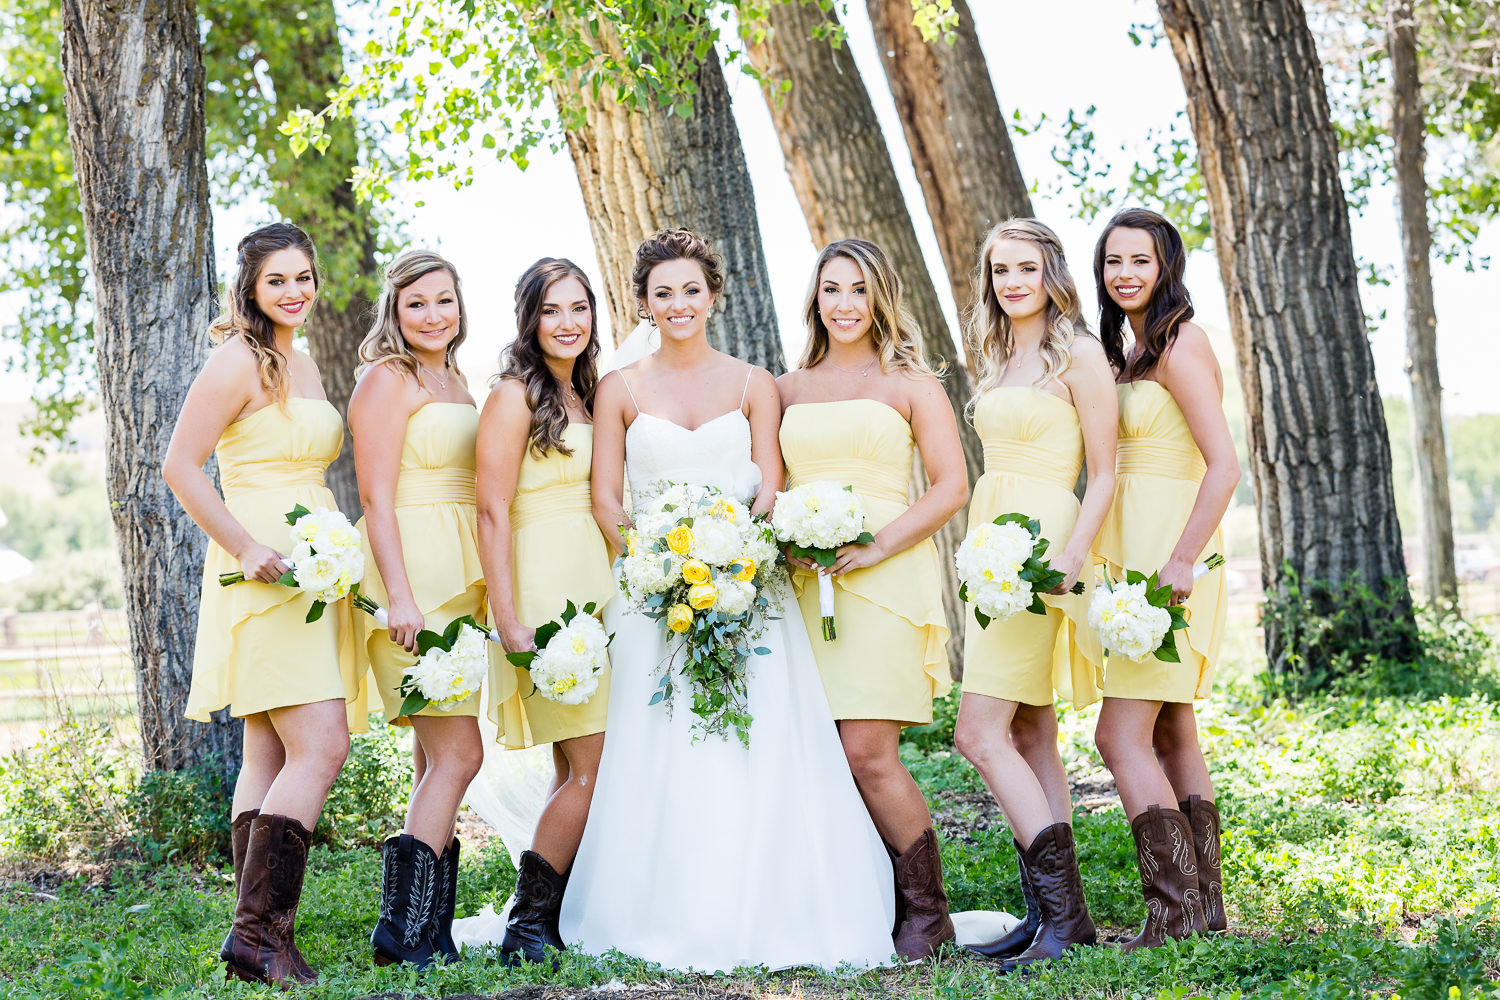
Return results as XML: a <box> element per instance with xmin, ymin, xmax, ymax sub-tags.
<box><xmin>497</xmin><ymin>258</ymin><xmax>601</xmax><ymax>457</ymax></box>
<box><xmin>207</xmin><ymin>222</ymin><xmax>320</xmax><ymax>405</ymax></box>
<box><xmin>1094</xmin><ymin>207</ymin><xmax>1195</xmax><ymax>381</ymax></box>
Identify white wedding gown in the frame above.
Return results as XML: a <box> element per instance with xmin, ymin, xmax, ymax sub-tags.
<box><xmin>554</xmin><ymin>407</ymin><xmax>897</xmax><ymax>972</ymax></box>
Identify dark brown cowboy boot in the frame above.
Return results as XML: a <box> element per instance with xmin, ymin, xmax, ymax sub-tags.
<box><xmin>995</xmin><ymin>823</ymin><xmax>1096</xmax><ymax>971</ymax></box>
<box><xmin>221</xmin><ymin>813</ymin><xmax>318</xmax><ymax>985</ymax></box>
<box><xmin>966</xmin><ymin>838</ymin><xmax>1040</xmax><ymax>960</ymax></box>
<box><xmin>1180</xmin><ymin>795</ymin><xmax>1226</xmax><ymax>932</ymax></box>
<box><xmin>884</xmin><ymin>841</ymin><xmax>906</xmax><ymax>937</ymax></box>
<box><xmin>1120</xmin><ymin>804</ymin><xmax>1207</xmax><ymax>952</ymax></box>
<box><xmin>891</xmin><ymin>828</ymin><xmax>956</xmax><ymax>960</ymax></box>
<box><xmin>499</xmin><ymin>850</ymin><xmax>568</xmax><ymax>966</ymax></box>
<box><xmin>230</xmin><ymin>809</ymin><xmax>258</xmax><ymax>896</ymax></box>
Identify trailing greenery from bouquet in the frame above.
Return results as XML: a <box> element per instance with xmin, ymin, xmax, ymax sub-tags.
<box><xmin>619</xmin><ymin>483</ymin><xmax>781</xmax><ymax>747</ymax></box>
<box><xmin>396</xmin><ymin>614</ymin><xmax>490</xmax><ymax>716</ymax></box>
<box><xmin>954</xmin><ymin>512</ymin><xmax>1084</xmax><ymax>629</ymax></box>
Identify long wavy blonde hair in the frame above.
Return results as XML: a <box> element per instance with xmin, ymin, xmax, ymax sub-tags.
<box><xmin>357</xmin><ymin>250</ymin><xmax>468</xmax><ymax>383</ymax></box>
<box><xmin>798</xmin><ymin>238</ymin><xmax>942</xmax><ymax>378</ymax></box>
<box><xmin>965</xmin><ymin>218</ymin><xmax>1089</xmax><ymax>402</ymax></box>
<box><xmin>207</xmin><ymin>222</ymin><xmax>320</xmax><ymax>407</ymax></box>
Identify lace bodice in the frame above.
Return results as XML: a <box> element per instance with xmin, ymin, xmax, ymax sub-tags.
<box><xmin>624</xmin><ymin>410</ymin><xmax>763</xmax><ymax>507</ymax></box>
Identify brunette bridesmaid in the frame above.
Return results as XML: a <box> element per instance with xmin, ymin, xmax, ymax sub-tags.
<box><xmin>1092</xmin><ymin>208</ymin><xmax>1238</xmax><ymax>949</ymax></box>
<box><xmin>777</xmin><ymin>238</ymin><xmax>967</xmax><ymax>960</ymax></box>
<box><xmin>477</xmin><ymin>258</ymin><xmax>614</xmax><ymax>965</ymax></box>
<box><xmin>955</xmin><ymin>219</ymin><xmax>1115</xmax><ymax>972</ymax></box>
<box><xmin>163</xmin><ymin>222</ymin><xmax>365</xmax><ymax>985</ymax></box>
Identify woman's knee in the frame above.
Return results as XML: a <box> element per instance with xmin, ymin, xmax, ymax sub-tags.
<box><xmin>1152</xmin><ymin>707</ymin><xmax>1198</xmax><ymax>759</ymax></box>
<box><xmin>1009</xmin><ymin>707</ymin><xmax>1056</xmax><ymax>757</ymax></box>
<box><xmin>288</xmin><ymin>729</ymin><xmax>349</xmax><ymax>788</ymax></box>
<box><xmin>840</xmin><ymin>732</ymin><xmax>898</xmax><ymax>784</ymax></box>
<box><xmin>954</xmin><ymin>714</ymin><xmax>997</xmax><ymax>767</ymax></box>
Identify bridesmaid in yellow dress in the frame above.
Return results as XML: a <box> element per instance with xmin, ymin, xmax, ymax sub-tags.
<box><xmin>777</xmin><ymin>238</ymin><xmax>967</xmax><ymax>960</ymax></box>
<box><xmin>476</xmin><ymin>257</ymin><xmax>613</xmax><ymax>966</ymax></box>
<box><xmin>163</xmin><ymin>222</ymin><xmax>364</xmax><ymax>986</ymax></box>
<box><xmin>1091</xmin><ymin>208</ymin><xmax>1240</xmax><ymax>949</ymax></box>
<box><xmin>954</xmin><ymin>219</ymin><xmax>1116</xmax><ymax>972</ymax></box>
<box><xmin>348</xmin><ymin>250</ymin><xmax>486</xmax><ymax>967</ymax></box>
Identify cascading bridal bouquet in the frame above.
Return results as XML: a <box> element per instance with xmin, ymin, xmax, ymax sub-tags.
<box><xmin>218</xmin><ymin>504</ymin><xmax>365</xmax><ymax>622</ymax></box>
<box><xmin>505</xmin><ymin>601</ymin><xmax>613</xmax><ymax>705</ymax></box>
<box><xmin>954</xmin><ymin>513</ymin><xmax>1085</xmax><ymax>629</ymax></box>
<box><xmin>618</xmin><ymin>482</ymin><xmax>781</xmax><ymax>747</ymax></box>
<box><xmin>1088</xmin><ymin>554</ymin><xmax>1224</xmax><ymax>662</ymax></box>
<box><xmin>770</xmin><ymin>480</ymin><xmax>875</xmax><ymax>640</ymax></box>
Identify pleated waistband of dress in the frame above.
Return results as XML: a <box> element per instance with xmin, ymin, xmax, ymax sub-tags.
<box><xmin>981</xmin><ymin>442</ymin><xmax>1080</xmax><ymax>491</ymax></box>
<box><xmin>510</xmin><ymin>481</ymin><xmax>593</xmax><ymax>531</ymax></box>
<box><xmin>393</xmin><ymin>468</ymin><xmax>478</xmax><ymax>507</ymax></box>
<box><xmin>220</xmin><ymin>460</ymin><xmax>328</xmax><ymax>500</ymax></box>
<box><xmin>1117</xmin><ymin>439</ymin><xmax>1206</xmax><ymax>482</ymax></box>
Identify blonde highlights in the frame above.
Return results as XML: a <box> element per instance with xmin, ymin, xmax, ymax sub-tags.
<box><xmin>965</xmin><ymin>218</ymin><xmax>1090</xmax><ymax>403</ymax></box>
<box><xmin>358</xmin><ymin>250</ymin><xmax>468</xmax><ymax>383</ymax></box>
<box><xmin>798</xmin><ymin>239</ymin><xmax>941</xmax><ymax>379</ymax></box>
<box><xmin>208</xmin><ymin>222</ymin><xmax>320</xmax><ymax>407</ymax></box>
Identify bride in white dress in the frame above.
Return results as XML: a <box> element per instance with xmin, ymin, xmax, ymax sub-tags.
<box><xmin>558</xmin><ymin>229</ymin><xmax>896</xmax><ymax>972</ymax></box>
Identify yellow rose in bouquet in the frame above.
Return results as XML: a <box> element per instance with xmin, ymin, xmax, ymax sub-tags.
<box><xmin>688</xmin><ymin>581</ymin><xmax>718</xmax><ymax>610</ymax></box>
<box><xmin>667</xmin><ymin>524</ymin><xmax>694</xmax><ymax>554</ymax></box>
<box><xmin>731</xmin><ymin>557</ymin><xmax>756</xmax><ymax>582</ymax></box>
<box><xmin>667</xmin><ymin>603</ymin><xmax>694</xmax><ymax>633</ymax></box>
<box><xmin>682</xmin><ymin>558</ymin><xmax>711</xmax><ymax>585</ymax></box>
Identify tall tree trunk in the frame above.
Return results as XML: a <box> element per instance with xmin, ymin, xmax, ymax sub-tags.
<box><xmin>865</xmin><ymin>0</ymin><xmax>1033</xmax><ymax>334</ymax></box>
<box><xmin>1156</xmin><ymin>0</ymin><xmax>1414</xmax><ymax>667</ymax></box>
<box><xmin>60</xmin><ymin>0</ymin><xmax>242</xmax><ymax>779</ymax></box>
<box><xmin>549</xmin><ymin>30</ymin><xmax>782</xmax><ymax>370</ymax></box>
<box><xmin>204</xmin><ymin>0</ymin><xmax>379</xmax><ymax>517</ymax></box>
<box><xmin>745</xmin><ymin>3</ymin><xmax>976</xmax><ymax>673</ymax></box>
<box><xmin>1388</xmin><ymin>0</ymin><xmax>1458</xmax><ymax>609</ymax></box>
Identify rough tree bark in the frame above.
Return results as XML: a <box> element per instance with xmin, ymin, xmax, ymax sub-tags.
<box><xmin>204</xmin><ymin>0</ymin><xmax>379</xmax><ymax>517</ymax></box>
<box><xmin>866</xmin><ymin>0</ymin><xmax>1033</xmax><ymax>331</ymax></box>
<box><xmin>1156</xmin><ymin>0</ymin><xmax>1414</xmax><ymax>664</ymax></box>
<box><xmin>549</xmin><ymin>28</ymin><xmax>783</xmax><ymax>370</ymax></box>
<box><xmin>1388</xmin><ymin>0</ymin><xmax>1458</xmax><ymax>608</ymax></box>
<box><xmin>745</xmin><ymin>2</ymin><xmax>977</xmax><ymax>671</ymax></box>
<box><xmin>59</xmin><ymin>0</ymin><xmax>242</xmax><ymax>777</ymax></box>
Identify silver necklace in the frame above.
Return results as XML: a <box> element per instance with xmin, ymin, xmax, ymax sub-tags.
<box><xmin>418</xmin><ymin>363</ymin><xmax>449</xmax><ymax>391</ymax></box>
<box><xmin>560</xmin><ymin>380</ymin><xmax>578</xmax><ymax>406</ymax></box>
<box><xmin>827</xmin><ymin>353</ymin><xmax>879</xmax><ymax>378</ymax></box>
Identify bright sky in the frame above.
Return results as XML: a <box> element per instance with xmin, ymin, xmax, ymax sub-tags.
<box><xmin>2</xmin><ymin>0</ymin><xmax>1496</xmax><ymax>416</ymax></box>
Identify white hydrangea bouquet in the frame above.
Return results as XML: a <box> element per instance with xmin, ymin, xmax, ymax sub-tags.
<box><xmin>218</xmin><ymin>503</ymin><xmax>366</xmax><ymax>623</ymax></box>
<box><xmin>1089</xmin><ymin>554</ymin><xmax>1224</xmax><ymax>662</ymax></box>
<box><xmin>505</xmin><ymin>601</ymin><xmax>613</xmax><ymax>705</ymax></box>
<box><xmin>618</xmin><ymin>482</ymin><xmax>781</xmax><ymax>747</ymax></box>
<box><xmin>387</xmin><ymin>615</ymin><xmax>493</xmax><ymax>715</ymax></box>
<box><xmin>954</xmin><ymin>512</ymin><xmax>1084</xmax><ymax>629</ymax></box>
<box><xmin>770</xmin><ymin>480</ymin><xmax>875</xmax><ymax>641</ymax></box>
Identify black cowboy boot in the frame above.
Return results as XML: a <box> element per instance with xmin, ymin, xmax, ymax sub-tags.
<box><xmin>995</xmin><ymin>822</ymin><xmax>1096</xmax><ymax>972</ymax></box>
<box><xmin>499</xmin><ymin>850</ymin><xmax>568</xmax><ymax>966</ymax></box>
<box><xmin>370</xmin><ymin>833</ymin><xmax>441</xmax><ymax>968</ymax></box>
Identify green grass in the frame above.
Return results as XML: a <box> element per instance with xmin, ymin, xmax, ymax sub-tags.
<box><xmin>0</xmin><ymin>625</ymin><xmax>1497</xmax><ymax>998</ymax></box>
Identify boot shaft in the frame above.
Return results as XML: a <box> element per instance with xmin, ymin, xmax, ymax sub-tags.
<box><xmin>222</xmin><ymin>813</ymin><xmax>316</xmax><ymax>985</ymax></box>
<box><xmin>372</xmin><ymin>833</ymin><xmax>441</xmax><ymax>965</ymax></box>
<box><xmin>1180</xmin><ymin>795</ymin><xmax>1226</xmax><ymax>932</ymax></box>
<box><xmin>1124</xmin><ymin>805</ymin><xmax>1206</xmax><ymax>949</ymax></box>
<box><xmin>891</xmin><ymin>828</ymin><xmax>956</xmax><ymax>960</ymax></box>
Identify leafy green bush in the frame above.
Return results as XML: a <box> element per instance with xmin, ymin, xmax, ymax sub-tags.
<box><xmin>0</xmin><ymin>715</ymin><xmax>132</xmax><ymax>861</ymax></box>
<box><xmin>317</xmin><ymin>723</ymin><xmax>411</xmax><ymax>849</ymax></box>
<box><xmin>127</xmin><ymin>757</ymin><xmax>231</xmax><ymax>865</ymax></box>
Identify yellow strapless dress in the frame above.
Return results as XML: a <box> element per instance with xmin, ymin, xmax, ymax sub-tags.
<box><xmin>780</xmin><ymin>400</ymin><xmax>951</xmax><ymax>725</ymax></box>
<box><xmin>1096</xmin><ymin>380</ymin><xmax>1227</xmax><ymax>702</ymax></box>
<box><xmin>489</xmin><ymin>424</ymin><xmax>614</xmax><ymax>749</ymax></box>
<box><xmin>186</xmin><ymin>398</ymin><xmax>366</xmax><ymax>731</ymax></box>
<box><xmin>356</xmin><ymin>403</ymin><xmax>489</xmax><ymax>725</ymax></box>
<box><xmin>962</xmin><ymin>388</ymin><xmax>1103</xmax><ymax>708</ymax></box>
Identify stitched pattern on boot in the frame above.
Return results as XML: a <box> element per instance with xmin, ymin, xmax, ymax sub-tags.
<box><xmin>378</xmin><ymin>846</ymin><xmax>398</xmax><ymax>924</ymax></box>
<box><xmin>1181</xmin><ymin>887</ymin><xmax>1203</xmax><ymax>936</ymax></box>
<box><xmin>1136</xmin><ymin>836</ymin><xmax>1160</xmax><ymax>887</ymax></box>
<box><xmin>403</xmin><ymin>849</ymin><xmax>435</xmax><ymax>949</ymax></box>
<box><xmin>1168</xmin><ymin>824</ymin><xmax>1198</xmax><ymax>878</ymax></box>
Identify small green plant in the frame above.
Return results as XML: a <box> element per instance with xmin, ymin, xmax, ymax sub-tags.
<box><xmin>0</xmin><ymin>713</ymin><xmax>133</xmax><ymax>861</ymax></box>
<box><xmin>317</xmin><ymin>723</ymin><xmax>411</xmax><ymax>849</ymax></box>
<box><xmin>127</xmin><ymin>757</ymin><xmax>231</xmax><ymax>865</ymax></box>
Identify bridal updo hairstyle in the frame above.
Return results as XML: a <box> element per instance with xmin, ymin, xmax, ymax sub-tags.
<box><xmin>497</xmin><ymin>257</ymin><xmax>601</xmax><ymax>457</ymax></box>
<box><xmin>357</xmin><ymin>250</ymin><xmax>469</xmax><ymax>382</ymax></box>
<box><xmin>799</xmin><ymin>237</ymin><xmax>941</xmax><ymax>379</ymax></box>
<box><xmin>966</xmin><ymin>217</ymin><xmax>1091</xmax><ymax>405</ymax></box>
<box><xmin>208</xmin><ymin>221</ymin><xmax>321</xmax><ymax>407</ymax></box>
<box><xmin>631</xmin><ymin>228</ymin><xmax>726</xmax><ymax>320</ymax></box>
<box><xmin>1093</xmin><ymin>207</ymin><xmax>1195</xmax><ymax>382</ymax></box>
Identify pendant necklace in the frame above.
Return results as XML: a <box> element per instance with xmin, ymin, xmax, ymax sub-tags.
<box><xmin>827</xmin><ymin>353</ymin><xmax>879</xmax><ymax>378</ymax></box>
<box><xmin>418</xmin><ymin>363</ymin><xmax>450</xmax><ymax>391</ymax></box>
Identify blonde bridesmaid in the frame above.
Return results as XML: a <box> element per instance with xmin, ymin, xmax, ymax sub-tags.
<box><xmin>349</xmin><ymin>250</ymin><xmax>485</xmax><ymax>967</ymax></box>
<box><xmin>1092</xmin><ymin>208</ymin><xmax>1239</xmax><ymax>949</ymax></box>
<box><xmin>777</xmin><ymin>238</ymin><xmax>966</xmax><ymax>960</ymax></box>
<box><xmin>954</xmin><ymin>219</ymin><xmax>1115</xmax><ymax>971</ymax></box>
<box><xmin>477</xmin><ymin>258</ymin><xmax>613</xmax><ymax>966</ymax></box>
<box><xmin>163</xmin><ymin>222</ymin><xmax>365</xmax><ymax>986</ymax></box>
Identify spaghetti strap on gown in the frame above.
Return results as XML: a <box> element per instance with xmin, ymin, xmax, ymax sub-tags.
<box><xmin>557</xmin><ymin>403</ymin><xmax>897</xmax><ymax>973</ymax></box>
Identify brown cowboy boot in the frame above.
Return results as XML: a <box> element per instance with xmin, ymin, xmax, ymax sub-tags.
<box><xmin>230</xmin><ymin>809</ymin><xmax>258</xmax><ymax>896</ymax></box>
<box><xmin>1120</xmin><ymin>804</ymin><xmax>1206</xmax><ymax>952</ymax></box>
<box><xmin>995</xmin><ymin>823</ymin><xmax>1096</xmax><ymax>972</ymax></box>
<box><xmin>1180</xmin><ymin>795</ymin><xmax>1226</xmax><ymax>933</ymax></box>
<box><xmin>221</xmin><ymin>813</ymin><xmax>318</xmax><ymax>985</ymax></box>
<box><xmin>891</xmin><ymin>828</ymin><xmax>955</xmax><ymax>960</ymax></box>
<box><xmin>966</xmin><ymin>838</ymin><xmax>1041</xmax><ymax>960</ymax></box>
<box><xmin>884</xmin><ymin>842</ymin><xmax>906</xmax><ymax>937</ymax></box>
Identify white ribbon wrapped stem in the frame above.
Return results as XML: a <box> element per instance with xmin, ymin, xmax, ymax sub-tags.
<box><xmin>817</xmin><ymin>567</ymin><xmax>837</xmax><ymax>641</ymax></box>
<box><xmin>370</xmin><ymin>606</ymin><xmax>501</xmax><ymax>643</ymax></box>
